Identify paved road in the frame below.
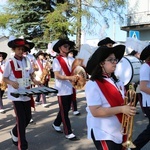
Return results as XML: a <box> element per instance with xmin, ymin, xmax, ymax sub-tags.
<box><xmin>0</xmin><ymin>87</ymin><xmax>150</xmax><ymax>150</ymax></box>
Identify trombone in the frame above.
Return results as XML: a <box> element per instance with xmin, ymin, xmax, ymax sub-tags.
<box><xmin>121</xmin><ymin>84</ymin><xmax>136</xmax><ymax>149</ymax></box>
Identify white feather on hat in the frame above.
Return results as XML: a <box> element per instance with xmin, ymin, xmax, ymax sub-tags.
<box><xmin>47</xmin><ymin>40</ymin><xmax>58</xmax><ymax>57</ymax></box>
<box><xmin>8</xmin><ymin>35</ymin><xmax>16</xmax><ymax>42</ymax></box>
<box><xmin>76</xmin><ymin>44</ymin><xmax>97</xmax><ymax>67</ymax></box>
<box><xmin>125</xmin><ymin>37</ymin><xmax>149</xmax><ymax>54</ymax></box>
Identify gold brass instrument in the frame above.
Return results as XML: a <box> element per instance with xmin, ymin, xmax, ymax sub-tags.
<box><xmin>0</xmin><ymin>80</ymin><xmax>7</xmax><ymax>91</ymax></box>
<box><xmin>71</xmin><ymin>58</ymin><xmax>87</xmax><ymax>89</ymax></box>
<box><xmin>121</xmin><ymin>85</ymin><xmax>136</xmax><ymax>149</ymax></box>
<box><xmin>41</xmin><ymin>61</ymin><xmax>51</xmax><ymax>84</ymax></box>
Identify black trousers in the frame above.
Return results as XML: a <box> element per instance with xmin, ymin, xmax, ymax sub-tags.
<box><xmin>0</xmin><ymin>89</ymin><xmax>4</xmax><ymax>109</ymax></box>
<box><xmin>12</xmin><ymin>101</ymin><xmax>31</xmax><ymax>150</ymax></box>
<box><xmin>132</xmin><ymin>106</ymin><xmax>150</xmax><ymax>150</ymax></box>
<box><xmin>54</xmin><ymin>94</ymin><xmax>73</xmax><ymax>135</ymax></box>
<box><xmin>91</xmin><ymin>129</ymin><xmax>122</xmax><ymax>150</ymax></box>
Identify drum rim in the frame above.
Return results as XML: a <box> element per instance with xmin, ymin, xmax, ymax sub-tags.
<box><xmin>123</xmin><ymin>56</ymin><xmax>134</xmax><ymax>85</ymax></box>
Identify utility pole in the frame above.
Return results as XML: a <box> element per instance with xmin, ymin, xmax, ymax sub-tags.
<box><xmin>76</xmin><ymin>0</ymin><xmax>81</xmax><ymax>50</ymax></box>
<box><xmin>113</xmin><ymin>18</ymin><xmax>116</xmax><ymax>41</ymax></box>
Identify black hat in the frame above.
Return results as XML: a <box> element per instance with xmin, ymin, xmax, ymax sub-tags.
<box><xmin>35</xmin><ymin>50</ymin><xmax>45</xmax><ymax>58</ymax></box>
<box><xmin>140</xmin><ymin>45</ymin><xmax>150</xmax><ymax>60</ymax></box>
<box><xmin>86</xmin><ymin>45</ymin><xmax>125</xmax><ymax>75</ymax></box>
<box><xmin>98</xmin><ymin>37</ymin><xmax>116</xmax><ymax>46</ymax></box>
<box><xmin>128</xmin><ymin>50</ymin><xmax>137</xmax><ymax>56</ymax></box>
<box><xmin>25</xmin><ymin>40</ymin><xmax>35</xmax><ymax>50</ymax></box>
<box><xmin>53</xmin><ymin>39</ymin><xmax>75</xmax><ymax>53</ymax></box>
<box><xmin>8</xmin><ymin>38</ymin><xmax>26</xmax><ymax>48</ymax></box>
<box><xmin>68</xmin><ymin>49</ymin><xmax>78</xmax><ymax>57</ymax></box>
<box><xmin>0</xmin><ymin>52</ymin><xmax>7</xmax><ymax>59</ymax></box>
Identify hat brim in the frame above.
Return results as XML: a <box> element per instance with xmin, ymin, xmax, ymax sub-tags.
<box><xmin>86</xmin><ymin>45</ymin><xmax>125</xmax><ymax>75</ymax></box>
<box><xmin>35</xmin><ymin>51</ymin><xmax>45</xmax><ymax>58</ymax></box>
<box><xmin>0</xmin><ymin>52</ymin><xmax>7</xmax><ymax>59</ymax></box>
<box><xmin>25</xmin><ymin>41</ymin><xmax>35</xmax><ymax>50</ymax></box>
<box><xmin>53</xmin><ymin>39</ymin><xmax>75</xmax><ymax>53</ymax></box>
<box><xmin>140</xmin><ymin>45</ymin><xmax>150</xmax><ymax>60</ymax></box>
<box><xmin>8</xmin><ymin>38</ymin><xmax>26</xmax><ymax>48</ymax></box>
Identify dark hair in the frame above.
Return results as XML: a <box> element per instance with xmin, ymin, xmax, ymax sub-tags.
<box><xmin>90</xmin><ymin>64</ymin><xmax>119</xmax><ymax>82</ymax></box>
<box><xmin>128</xmin><ymin>50</ymin><xmax>137</xmax><ymax>56</ymax></box>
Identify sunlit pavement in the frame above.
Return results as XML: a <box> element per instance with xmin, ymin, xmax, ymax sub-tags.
<box><xmin>0</xmin><ymin>85</ymin><xmax>150</xmax><ymax>150</ymax></box>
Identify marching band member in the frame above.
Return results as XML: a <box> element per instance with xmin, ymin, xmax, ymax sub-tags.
<box><xmin>43</xmin><ymin>52</ymin><xmax>51</xmax><ymax>94</ymax></box>
<box><xmin>131</xmin><ymin>45</ymin><xmax>150</xmax><ymax>150</ymax></box>
<box><xmin>23</xmin><ymin>39</ymin><xmax>39</xmax><ymax>72</ymax></box>
<box><xmin>68</xmin><ymin>49</ymin><xmax>81</xmax><ymax>116</ymax></box>
<box><xmin>34</xmin><ymin>51</ymin><xmax>50</xmax><ymax>107</ymax></box>
<box><xmin>23</xmin><ymin>39</ymin><xmax>39</xmax><ymax>124</ymax></box>
<box><xmin>3</xmin><ymin>37</ymin><xmax>41</xmax><ymax>150</ymax></box>
<box><xmin>126</xmin><ymin>50</ymin><xmax>145</xmax><ymax>115</ymax></box>
<box><xmin>52</xmin><ymin>39</ymin><xmax>80</xmax><ymax>141</ymax></box>
<box><xmin>85</xmin><ymin>45</ymin><xmax>136</xmax><ymax>150</ymax></box>
<box><xmin>97</xmin><ymin>37</ymin><xmax>116</xmax><ymax>47</ymax></box>
<box><xmin>0</xmin><ymin>51</ymin><xmax>7</xmax><ymax>114</ymax></box>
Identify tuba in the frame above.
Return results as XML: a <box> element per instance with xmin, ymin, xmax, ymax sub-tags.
<box><xmin>121</xmin><ymin>84</ymin><xmax>136</xmax><ymax>149</ymax></box>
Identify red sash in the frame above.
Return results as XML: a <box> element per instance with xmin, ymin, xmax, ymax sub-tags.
<box><xmin>96</xmin><ymin>79</ymin><xmax>127</xmax><ymax>147</ymax></box>
<box><xmin>37</xmin><ymin>59</ymin><xmax>43</xmax><ymax>71</ymax></box>
<box><xmin>146</xmin><ymin>62</ymin><xmax>150</xmax><ymax>66</ymax></box>
<box><xmin>0</xmin><ymin>66</ymin><xmax>3</xmax><ymax>74</ymax></box>
<box><xmin>10</xmin><ymin>60</ymin><xmax>22</xmax><ymax>78</ymax></box>
<box><xmin>57</xmin><ymin>56</ymin><xmax>76</xmax><ymax>100</ymax></box>
<box><xmin>10</xmin><ymin>59</ymin><xmax>35</xmax><ymax>109</ymax></box>
<box><xmin>95</xmin><ymin>79</ymin><xmax>124</xmax><ymax>123</ymax></box>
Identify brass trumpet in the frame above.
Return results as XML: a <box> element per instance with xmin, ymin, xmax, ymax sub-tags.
<box><xmin>121</xmin><ymin>85</ymin><xmax>136</xmax><ymax>149</ymax></box>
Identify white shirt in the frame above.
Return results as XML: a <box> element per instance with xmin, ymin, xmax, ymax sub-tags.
<box><xmin>140</xmin><ymin>63</ymin><xmax>150</xmax><ymax>107</ymax></box>
<box><xmin>35</xmin><ymin>59</ymin><xmax>48</xmax><ymax>81</ymax></box>
<box><xmin>0</xmin><ymin>61</ymin><xmax>5</xmax><ymax>82</ymax></box>
<box><xmin>85</xmin><ymin>78</ymin><xmax>125</xmax><ymax>144</ymax></box>
<box><xmin>52</xmin><ymin>56</ymin><xmax>74</xmax><ymax>96</ymax></box>
<box><xmin>3</xmin><ymin>57</ymin><xmax>33</xmax><ymax>101</ymax></box>
<box><xmin>26</xmin><ymin>53</ymin><xmax>37</xmax><ymax>65</ymax></box>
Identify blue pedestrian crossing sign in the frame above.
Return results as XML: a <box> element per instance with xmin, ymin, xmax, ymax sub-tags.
<box><xmin>129</xmin><ymin>30</ymin><xmax>140</xmax><ymax>39</ymax></box>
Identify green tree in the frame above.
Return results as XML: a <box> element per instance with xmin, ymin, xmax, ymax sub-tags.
<box><xmin>0</xmin><ymin>0</ymin><xmax>126</xmax><ymax>49</ymax></box>
<box><xmin>0</xmin><ymin>0</ymin><xmax>56</xmax><ymax>49</ymax></box>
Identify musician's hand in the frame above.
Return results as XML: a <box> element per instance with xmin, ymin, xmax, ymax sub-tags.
<box><xmin>70</xmin><ymin>75</ymin><xmax>78</xmax><ymax>82</ymax></box>
<box><xmin>10</xmin><ymin>81</ymin><xmax>19</xmax><ymax>89</ymax></box>
<box><xmin>121</xmin><ymin>105</ymin><xmax>136</xmax><ymax>116</ymax></box>
<box><xmin>33</xmin><ymin>79</ymin><xmax>42</xmax><ymax>86</ymax></box>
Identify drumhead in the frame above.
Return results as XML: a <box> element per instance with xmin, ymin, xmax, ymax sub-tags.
<box><xmin>115</xmin><ymin>56</ymin><xmax>141</xmax><ymax>85</ymax></box>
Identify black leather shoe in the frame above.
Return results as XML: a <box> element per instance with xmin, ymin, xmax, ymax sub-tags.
<box><xmin>68</xmin><ymin>136</ymin><xmax>80</xmax><ymax>141</ymax></box>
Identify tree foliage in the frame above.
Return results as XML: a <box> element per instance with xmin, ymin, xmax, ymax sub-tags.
<box><xmin>0</xmin><ymin>0</ymin><xmax>127</xmax><ymax>49</ymax></box>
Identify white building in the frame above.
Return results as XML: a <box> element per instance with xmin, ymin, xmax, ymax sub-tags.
<box><xmin>0</xmin><ymin>36</ymin><xmax>12</xmax><ymax>59</ymax></box>
<box><xmin>121</xmin><ymin>0</ymin><xmax>150</xmax><ymax>41</ymax></box>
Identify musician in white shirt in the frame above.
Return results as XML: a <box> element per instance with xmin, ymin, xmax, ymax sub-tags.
<box><xmin>34</xmin><ymin>51</ymin><xmax>50</xmax><ymax>107</ymax></box>
<box><xmin>3</xmin><ymin>37</ymin><xmax>40</xmax><ymax>150</ymax></box>
<box><xmin>85</xmin><ymin>45</ymin><xmax>136</xmax><ymax>150</ymax></box>
<box><xmin>0</xmin><ymin>52</ymin><xmax>7</xmax><ymax>113</ymax></box>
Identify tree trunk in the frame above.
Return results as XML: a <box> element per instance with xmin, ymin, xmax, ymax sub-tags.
<box><xmin>76</xmin><ymin>0</ymin><xmax>81</xmax><ymax>50</ymax></box>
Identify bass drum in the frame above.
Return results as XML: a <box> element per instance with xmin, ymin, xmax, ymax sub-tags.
<box><xmin>115</xmin><ymin>56</ymin><xmax>142</xmax><ymax>85</ymax></box>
